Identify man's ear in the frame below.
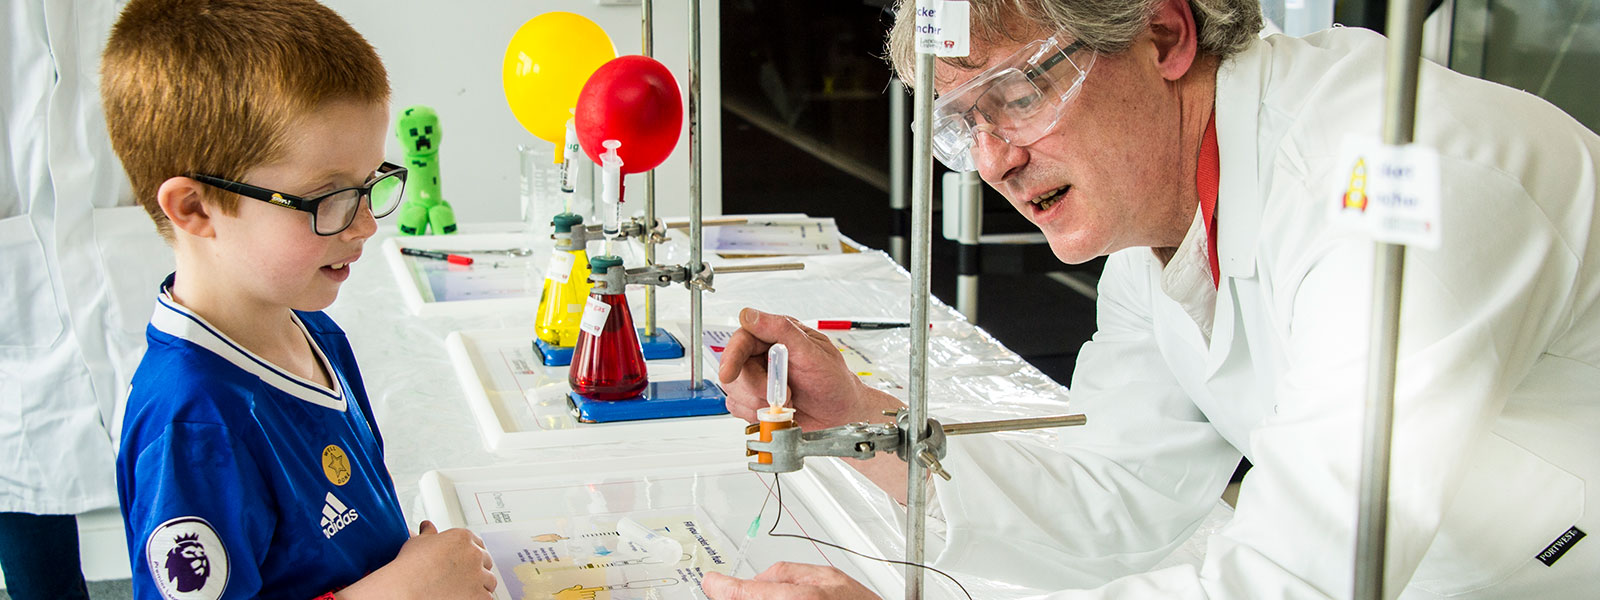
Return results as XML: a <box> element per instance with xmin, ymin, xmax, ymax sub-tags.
<box><xmin>157</xmin><ymin>177</ymin><xmax>216</xmax><ymax>238</ymax></box>
<box><xmin>1148</xmin><ymin>0</ymin><xmax>1201</xmax><ymax>82</ymax></box>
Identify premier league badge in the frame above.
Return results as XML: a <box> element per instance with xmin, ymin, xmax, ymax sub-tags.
<box><xmin>146</xmin><ymin>516</ymin><xmax>229</xmax><ymax>599</ymax></box>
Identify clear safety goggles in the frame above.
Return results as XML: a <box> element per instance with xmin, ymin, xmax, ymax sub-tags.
<box><xmin>925</xmin><ymin>35</ymin><xmax>1095</xmax><ymax>172</ymax></box>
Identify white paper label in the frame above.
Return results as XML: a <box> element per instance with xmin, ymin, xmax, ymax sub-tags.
<box><xmin>579</xmin><ymin>296</ymin><xmax>612</xmax><ymax>337</ymax></box>
<box><xmin>915</xmin><ymin>0</ymin><xmax>969</xmax><ymax>57</ymax></box>
<box><xmin>1331</xmin><ymin>136</ymin><xmax>1442</xmax><ymax>249</ymax></box>
<box><xmin>545</xmin><ymin>252</ymin><xmax>575</xmax><ymax>284</ymax></box>
<box><xmin>937</xmin><ymin>1</ymin><xmax>969</xmax><ymax>57</ymax></box>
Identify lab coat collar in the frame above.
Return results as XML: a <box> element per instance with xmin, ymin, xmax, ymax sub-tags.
<box><xmin>1191</xmin><ymin>39</ymin><xmax>1273</xmax><ymax>375</ymax></box>
<box><xmin>1213</xmin><ymin>39</ymin><xmax>1268</xmax><ymax>281</ymax></box>
<box><xmin>148</xmin><ymin>274</ymin><xmax>348</xmax><ymax>411</ymax></box>
<box><xmin>1159</xmin><ymin>208</ymin><xmax>1218</xmax><ymax>340</ymax></box>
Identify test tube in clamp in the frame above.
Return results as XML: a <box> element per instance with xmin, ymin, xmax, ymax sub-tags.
<box><xmin>745</xmin><ymin>412</ymin><xmax>1087</xmax><ymax>477</ymax></box>
<box><xmin>755</xmin><ymin>344</ymin><xmax>798</xmax><ymax>465</ymax></box>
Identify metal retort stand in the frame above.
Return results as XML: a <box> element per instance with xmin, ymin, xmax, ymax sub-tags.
<box><xmin>1354</xmin><ymin>1</ymin><xmax>1430</xmax><ymax>598</ymax></box>
<box><xmin>577</xmin><ymin>0</ymin><xmax>800</xmax><ymax>383</ymax></box>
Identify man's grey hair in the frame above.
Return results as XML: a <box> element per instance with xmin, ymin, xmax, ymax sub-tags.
<box><xmin>888</xmin><ymin>0</ymin><xmax>1263</xmax><ymax>82</ymax></box>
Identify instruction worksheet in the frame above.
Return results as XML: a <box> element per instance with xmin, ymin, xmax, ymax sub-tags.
<box><xmin>479</xmin><ymin>508</ymin><xmax>733</xmax><ymax>600</ymax></box>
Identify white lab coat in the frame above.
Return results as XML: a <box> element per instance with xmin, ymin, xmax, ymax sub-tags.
<box><xmin>929</xmin><ymin>29</ymin><xmax>1599</xmax><ymax>598</ymax></box>
<box><xmin>1</xmin><ymin>0</ymin><xmax>172</xmax><ymax>515</ymax></box>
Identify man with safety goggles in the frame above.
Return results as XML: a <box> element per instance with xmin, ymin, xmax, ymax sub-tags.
<box><xmin>706</xmin><ymin>0</ymin><xmax>1600</xmax><ymax>598</ymax></box>
<box><xmin>927</xmin><ymin>35</ymin><xmax>1094</xmax><ymax>174</ymax></box>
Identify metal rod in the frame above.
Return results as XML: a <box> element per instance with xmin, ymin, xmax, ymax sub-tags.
<box><xmin>642</xmin><ymin>0</ymin><xmax>656</xmax><ymax>337</ymax></box>
<box><xmin>903</xmin><ymin>45</ymin><xmax>937</xmax><ymax>600</ymax></box>
<box><xmin>710</xmin><ymin>263</ymin><xmax>806</xmax><ymax>274</ymax></box>
<box><xmin>956</xmin><ymin>170</ymin><xmax>982</xmax><ymax>322</ymax></box>
<box><xmin>687</xmin><ymin>0</ymin><xmax>705</xmax><ymax>390</ymax></box>
<box><xmin>664</xmin><ymin>216</ymin><xmax>747</xmax><ymax>229</ymax></box>
<box><xmin>889</xmin><ymin>78</ymin><xmax>909</xmax><ymax>266</ymax></box>
<box><xmin>1354</xmin><ymin>1</ymin><xmax>1426</xmax><ymax>598</ymax></box>
<box><xmin>641</xmin><ymin>0</ymin><xmax>652</xmax><ymax>54</ymax></box>
<box><xmin>956</xmin><ymin>278</ymin><xmax>978</xmax><ymax>321</ymax></box>
<box><xmin>942</xmin><ymin>414</ymin><xmax>1086</xmax><ymax>437</ymax></box>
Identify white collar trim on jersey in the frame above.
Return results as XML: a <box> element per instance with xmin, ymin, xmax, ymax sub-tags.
<box><xmin>150</xmin><ymin>289</ymin><xmax>348</xmax><ymax>411</ymax></box>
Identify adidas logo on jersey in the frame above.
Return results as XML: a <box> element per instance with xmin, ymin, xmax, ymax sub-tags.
<box><xmin>319</xmin><ymin>492</ymin><xmax>360</xmax><ymax>539</ymax></box>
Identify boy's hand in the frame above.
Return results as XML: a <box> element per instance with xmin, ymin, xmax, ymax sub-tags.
<box><xmin>338</xmin><ymin>520</ymin><xmax>495</xmax><ymax>600</ymax></box>
<box><xmin>718</xmin><ymin>308</ymin><xmax>904</xmax><ymax>432</ymax></box>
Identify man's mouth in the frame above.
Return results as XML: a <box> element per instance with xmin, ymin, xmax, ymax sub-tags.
<box><xmin>1029</xmin><ymin>185</ymin><xmax>1070</xmax><ymax>213</ymax></box>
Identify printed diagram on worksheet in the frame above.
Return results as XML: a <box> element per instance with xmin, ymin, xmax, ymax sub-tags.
<box><xmin>410</xmin><ymin>256</ymin><xmax>534</xmax><ymax>302</ymax></box>
<box><xmin>478</xmin><ymin>508</ymin><xmax>737</xmax><ymax>600</ymax></box>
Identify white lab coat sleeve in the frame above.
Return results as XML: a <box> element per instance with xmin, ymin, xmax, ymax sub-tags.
<box><xmin>927</xmin><ymin>249</ymin><xmax>1243</xmax><ymax>591</ymax></box>
<box><xmin>1003</xmin><ymin>152</ymin><xmax>1590</xmax><ymax>598</ymax></box>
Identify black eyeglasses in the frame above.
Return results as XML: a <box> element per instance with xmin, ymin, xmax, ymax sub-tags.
<box><xmin>190</xmin><ymin>161</ymin><xmax>408</xmax><ymax>235</ymax></box>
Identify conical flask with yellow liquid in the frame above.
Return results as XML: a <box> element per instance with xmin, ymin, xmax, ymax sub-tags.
<box><xmin>535</xmin><ymin>212</ymin><xmax>591</xmax><ymax>346</ymax></box>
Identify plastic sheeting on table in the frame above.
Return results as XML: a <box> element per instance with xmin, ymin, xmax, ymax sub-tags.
<box><xmin>328</xmin><ymin>222</ymin><xmax>1230</xmax><ymax>599</ymax></box>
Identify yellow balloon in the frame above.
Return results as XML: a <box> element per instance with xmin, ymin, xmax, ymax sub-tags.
<box><xmin>502</xmin><ymin>12</ymin><xmax>617</xmax><ymax>146</ymax></box>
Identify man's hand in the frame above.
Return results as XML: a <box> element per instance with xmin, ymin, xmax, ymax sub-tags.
<box><xmin>337</xmin><ymin>520</ymin><xmax>496</xmax><ymax>600</ymax></box>
<box><xmin>718</xmin><ymin>308</ymin><xmax>903</xmax><ymax>431</ymax></box>
<box><xmin>701</xmin><ymin>563</ymin><xmax>881</xmax><ymax>600</ymax></box>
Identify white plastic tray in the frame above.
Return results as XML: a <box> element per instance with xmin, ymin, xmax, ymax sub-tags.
<box><xmin>382</xmin><ymin>232</ymin><xmax>547</xmax><ymax>317</ymax></box>
<box><xmin>444</xmin><ymin>326</ymin><xmax>747</xmax><ymax>452</ymax></box>
<box><xmin>417</xmin><ymin>451</ymin><xmax>908</xmax><ymax>598</ymax></box>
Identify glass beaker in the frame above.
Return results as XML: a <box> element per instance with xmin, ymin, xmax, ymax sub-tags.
<box><xmin>520</xmin><ymin>143</ymin><xmax>564</xmax><ymax>241</ymax></box>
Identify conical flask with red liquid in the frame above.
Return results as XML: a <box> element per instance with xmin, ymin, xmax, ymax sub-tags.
<box><xmin>569</xmin><ymin>255</ymin><xmax>647</xmax><ymax>400</ymax></box>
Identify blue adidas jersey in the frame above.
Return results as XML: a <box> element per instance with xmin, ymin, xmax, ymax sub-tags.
<box><xmin>117</xmin><ymin>280</ymin><xmax>409</xmax><ymax>600</ymax></box>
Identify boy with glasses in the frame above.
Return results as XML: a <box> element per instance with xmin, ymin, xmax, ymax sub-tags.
<box><xmin>103</xmin><ymin>1</ymin><xmax>494</xmax><ymax>598</ymax></box>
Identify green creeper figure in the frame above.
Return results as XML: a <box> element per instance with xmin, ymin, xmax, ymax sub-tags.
<box><xmin>395</xmin><ymin>105</ymin><xmax>457</xmax><ymax>235</ymax></box>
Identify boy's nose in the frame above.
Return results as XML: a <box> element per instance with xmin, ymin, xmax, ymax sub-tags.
<box><xmin>342</xmin><ymin>199</ymin><xmax>378</xmax><ymax>241</ymax></box>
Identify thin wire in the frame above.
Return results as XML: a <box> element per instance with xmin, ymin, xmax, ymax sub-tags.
<box><xmin>766</xmin><ymin>473</ymin><xmax>973</xmax><ymax>600</ymax></box>
<box><xmin>754</xmin><ymin>481</ymin><xmax>775</xmax><ymax>523</ymax></box>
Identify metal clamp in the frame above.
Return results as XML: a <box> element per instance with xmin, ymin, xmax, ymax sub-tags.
<box><xmin>589</xmin><ymin>261</ymin><xmax>807</xmax><ymax>294</ymax></box>
<box><xmin>746</xmin><ymin>410</ymin><xmax>1085</xmax><ymax>481</ymax></box>
<box><xmin>579</xmin><ymin>215</ymin><xmax>753</xmax><ymax>245</ymax></box>
<box><xmin>584</xmin><ymin>216</ymin><xmax>670</xmax><ymax>245</ymax></box>
<box><xmin>746</xmin><ymin>419</ymin><xmax>911</xmax><ymax>475</ymax></box>
<box><xmin>557</xmin><ymin>222</ymin><xmax>592</xmax><ymax>251</ymax></box>
<box><xmin>588</xmin><ymin>263</ymin><xmax>688</xmax><ymax>293</ymax></box>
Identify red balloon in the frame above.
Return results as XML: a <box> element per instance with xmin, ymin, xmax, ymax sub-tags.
<box><xmin>574</xmin><ymin>56</ymin><xmax>683</xmax><ymax>174</ymax></box>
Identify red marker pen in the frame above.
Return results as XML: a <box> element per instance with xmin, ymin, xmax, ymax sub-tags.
<box><xmin>400</xmin><ymin>247</ymin><xmax>473</xmax><ymax>265</ymax></box>
<box><xmin>815</xmin><ymin>320</ymin><xmax>911</xmax><ymax>330</ymax></box>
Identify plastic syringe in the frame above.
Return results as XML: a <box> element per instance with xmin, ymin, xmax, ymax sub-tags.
<box><xmin>615</xmin><ymin>516</ymin><xmax>683</xmax><ymax>565</ymax></box>
<box><xmin>560</xmin><ymin>117</ymin><xmax>580</xmax><ymax>197</ymax></box>
<box><xmin>756</xmin><ymin>345</ymin><xmax>795</xmax><ymax>466</ymax></box>
<box><xmin>731</xmin><ymin>504</ymin><xmax>765</xmax><ymax>576</ymax></box>
<box><xmin>766</xmin><ymin>343</ymin><xmax>788</xmax><ymax>415</ymax></box>
<box><xmin>598</xmin><ymin>139</ymin><xmax>624</xmax><ymax>256</ymax></box>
